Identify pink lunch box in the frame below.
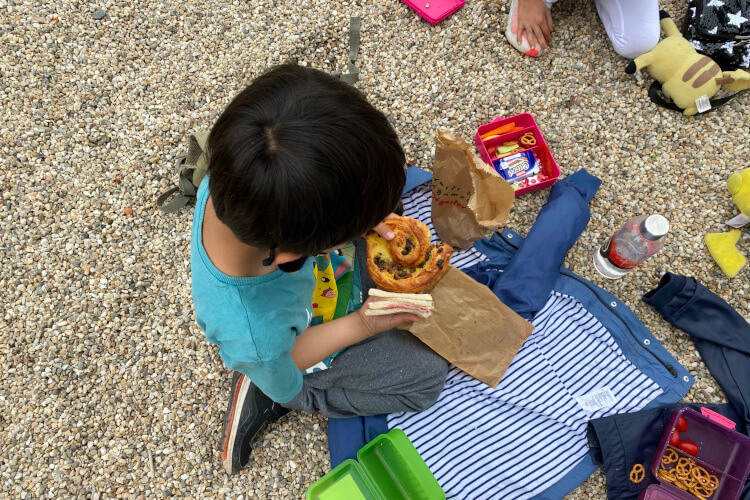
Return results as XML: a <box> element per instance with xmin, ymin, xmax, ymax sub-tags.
<box><xmin>474</xmin><ymin>113</ymin><xmax>560</xmax><ymax>197</ymax></box>
<box><xmin>400</xmin><ymin>0</ymin><xmax>465</xmax><ymax>25</ymax></box>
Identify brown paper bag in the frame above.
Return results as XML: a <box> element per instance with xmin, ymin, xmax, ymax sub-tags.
<box><xmin>403</xmin><ymin>266</ymin><xmax>534</xmax><ymax>387</ymax></box>
<box><xmin>432</xmin><ymin>129</ymin><xmax>515</xmax><ymax>250</ymax></box>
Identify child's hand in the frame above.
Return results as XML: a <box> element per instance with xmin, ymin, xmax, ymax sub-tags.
<box><xmin>371</xmin><ymin>213</ymin><xmax>398</xmax><ymax>240</ymax></box>
<box><xmin>517</xmin><ymin>0</ymin><xmax>553</xmax><ymax>51</ymax></box>
<box><xmin>355</xmin><ymin>296</ymin><xmax>421</xmax><ymax>337</ymax></box>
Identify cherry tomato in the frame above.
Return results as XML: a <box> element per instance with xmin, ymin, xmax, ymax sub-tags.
<box><xmin>678</xmin><ymin>440</ymin><xmax>699</xmax><ymax>456</ymax></box>
<box><xmin>669</xmin><ymin>430</ymin><xmax>681</xmax><ymax>447</ymax></box>
<box><xmin>676</xmin><ymin>415</ymin><xmax>688</xmax><ymax>432</ymax></box>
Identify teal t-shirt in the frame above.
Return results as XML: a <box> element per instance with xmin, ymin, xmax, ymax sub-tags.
<box><xmin>190</xmin><ymin>179</ymin><xmax>361</xmax><ymax>403</ymax></box>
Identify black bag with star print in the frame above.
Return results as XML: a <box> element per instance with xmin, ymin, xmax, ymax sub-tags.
<box><xmin>683</xmin><ymin>0</ymin><xmax>750</xmax><ymax>69</ymax></box>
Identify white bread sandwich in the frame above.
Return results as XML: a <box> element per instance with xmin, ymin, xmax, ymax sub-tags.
<box><xmin>363</xmin><ymin>289</ymin><xmax>434</xmax><ymax>318</ymax></box>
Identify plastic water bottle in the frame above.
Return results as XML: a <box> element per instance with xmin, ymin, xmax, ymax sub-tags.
<box><xmin>593</xmin><ymin>215</ymin><xmax>670</xmax><ymax>279</ymax></box>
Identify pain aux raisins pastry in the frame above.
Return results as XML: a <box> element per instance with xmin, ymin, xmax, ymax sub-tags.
<box><xmin>365</xmin><ymin>215</ymin><xmax>453</xmax><ymax>294</ymax></box>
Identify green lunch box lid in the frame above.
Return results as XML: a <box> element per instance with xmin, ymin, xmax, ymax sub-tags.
<box><xmin>307</xmin><ymin>429</ymin><xmax>444</xmax><ymax>500</ymax></box>
<box><xmin>355</xmin><ymin>428</ymin><xmax>445</xmax><ymax>500</ymax></box>
<box><xmin>306</xmin><ymin>459</ymin><xmax>380</xmax><ymax>500</ymax></box>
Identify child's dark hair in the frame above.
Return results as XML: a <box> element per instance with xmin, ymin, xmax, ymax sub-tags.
<box><xmin>208</xmin><ymin>63</ymin><xmax>406</xmax><ymax>255</ymax></box>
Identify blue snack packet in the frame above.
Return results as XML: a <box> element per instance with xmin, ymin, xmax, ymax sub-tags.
<box><xmin>492</xmin><ymin>150</ymin><xmax>541</xmax><ymax>183</ymax></box>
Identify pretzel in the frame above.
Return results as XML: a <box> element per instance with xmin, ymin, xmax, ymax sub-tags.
<box><xmin>692</xmin><ymin>485</ymin><xmax>712</xmax><ymax>500</ymax></box>
<box><xmin>519</xmin><ymin>132</ymin><xmax>537</xmax><ymax>147</ymax></box>
<box><xmin>365</xmin><ymin>215</ymin><xmax>453</xmax><ymax>293</ymax></box>
<box><xmin>629</xmin><ymin>463</ymin><xmax>646</xmax><ymax>483</ymax></box>
<box><xmin>691</xmin><ymin>466</ymin><xmax>710</xmax><ymax>485</ymax></box>
<box><xmin>675</xmin><ymin>457</ymin><xmax>693</xmax><ymax>477</ymax></box>
<box><xmin>658</xmin><ymin>454</ymin><xmax>720</xmax><ymax>499</ymax></box>
<box><xmin>674</xmin><ymin>475</ymin><xmax>697</xmax><ymax>491</ymax></box>
<box><xmin>658</xmin><ymin>468</ymin><xmax>675</xmax><ymax>483</ymax></box>
<box><xmin>661</xmin><ymin>448</ymin><xmax>679</xmax><ymax>465</ymax></box>
<box><xmin>691</xmin><ymin>491</ymin><xmax>708</xmax><ymax>500</ymax></box>
<box><xmin>707</xmin><ymin>474</ymin><xmax>718</xmax><ymax>489</ymax></box>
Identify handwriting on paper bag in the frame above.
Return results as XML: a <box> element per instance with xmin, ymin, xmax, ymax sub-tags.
<box><xmin>433</xmin><ymin>179</ymin><xmax>471</xmax><ymax>208</ymax></box>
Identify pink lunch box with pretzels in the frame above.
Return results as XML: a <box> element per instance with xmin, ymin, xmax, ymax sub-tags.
<box><xmin>475</xmin><ymin>114</ymin><xmax>560</xmax><ymax>197</ymax></box>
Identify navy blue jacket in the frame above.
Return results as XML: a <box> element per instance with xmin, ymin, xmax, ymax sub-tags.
<box><xmin>643</xmin><ymin>272</ymin><xmax>750</xmax><ymax>430</ymax></box>
<box><xmin>466</xmin><ymin>169</ymin><xmax>602</xmax><ymax>320</ymax></box>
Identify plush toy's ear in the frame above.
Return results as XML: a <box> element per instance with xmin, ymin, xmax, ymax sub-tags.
<box><xmin>626</xmin><ymin>52</ymin><xmax>655</xmax><ymax>74</ymax></box>
<box><xmin>658</xmin><ymin>10</ymin><xmax>681</xmax><ymax>37</ymax></box>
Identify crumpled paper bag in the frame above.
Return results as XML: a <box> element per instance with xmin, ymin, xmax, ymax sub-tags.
<box><xmin>432</xmin><ymin>129</ymin><xmax>515</xmax><ymax>250</ymax></box>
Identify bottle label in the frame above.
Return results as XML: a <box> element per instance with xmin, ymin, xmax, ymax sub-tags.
<box><xmin>599</xmin><ymin>236</ymin><xmax>639</xmax><ymax>269</ymax></box>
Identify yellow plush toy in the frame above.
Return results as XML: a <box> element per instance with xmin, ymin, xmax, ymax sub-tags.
<box><xmin>705</xmin><ymin>230</ymin><xmax>746</xmax><ymax>278</ymax></box>
<box><xmin>625</xmin><ymin>11</ymin><xmax>750</xmax><ymax>116</ymax></box>
<box><xmin>728</xmin><ymin>168</ymin><xmax>750</xmax><ymax>217</ymax></box>
<box><xmin>704</xmin><ymin>169</ymin><xmax>750</xmax><ymax>278</ymax></box>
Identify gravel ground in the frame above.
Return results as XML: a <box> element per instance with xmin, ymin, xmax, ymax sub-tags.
<box><xmin>1</xmin><ymin>0</ymin><xmax>748</xmax><ymax>497</ymax></box>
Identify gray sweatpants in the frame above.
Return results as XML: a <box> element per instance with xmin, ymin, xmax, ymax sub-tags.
<box><xmin>282</xmin><ymin>239</ymin><xmax>448</xmax><ymax>418</ymax></box>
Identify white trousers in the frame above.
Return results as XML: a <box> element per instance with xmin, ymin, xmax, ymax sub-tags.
<box><xmin>547</xmin><ymin>0</ymin><xmax>660</xmax><ymax>58</ymax></box>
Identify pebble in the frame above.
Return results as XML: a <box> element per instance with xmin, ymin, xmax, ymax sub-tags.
<box><xmin>0</xmin><ymin>0</ymin><xmax>746</xmax><ymax>498</ymax></box>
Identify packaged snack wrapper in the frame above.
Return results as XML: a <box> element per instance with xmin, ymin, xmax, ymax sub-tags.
<box><xmin>432</xmin><ymin>129</ymin><xmax>515</xmax><ymax>249</ymax></box>
<box><xmin>400</xmin><ymin>266</ymin><xmax>534</xmax><ymax>387</ymax></box>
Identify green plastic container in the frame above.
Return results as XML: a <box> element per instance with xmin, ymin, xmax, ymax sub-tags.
<box><xmin>306</xmin><ymin>429</ymin><xmax>445</xmax><ymax>500</ymax></box>
<box><xmin>307</xmin><ymin>460</ymin><xmax>379</xmax><ymax>500</ymax></box>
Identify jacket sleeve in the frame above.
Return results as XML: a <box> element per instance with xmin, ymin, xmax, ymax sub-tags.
<box><xmin>474</xmin><ymin>169</ymin><xmax>601</xmax><ymax>319</ymax></box>
<box><xmin>643</xmin><ymin>272</ymin><xmax>750</xmax><ymax>430</ymax></box>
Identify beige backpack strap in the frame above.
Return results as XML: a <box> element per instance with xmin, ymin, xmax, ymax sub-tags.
<box><xmin>185</xmin><ymin>130</ymin><xmax>210</xmax><ymax>188</ymax></box>
<box><xmin>156</xmin><ymin>130</ymin><xmax>211</xmax><ymax>214</ymax></box>
<box><xmin>333</xmin><ymin>17</ymin><xmax>360</xmax><ymax>84</ymax></box>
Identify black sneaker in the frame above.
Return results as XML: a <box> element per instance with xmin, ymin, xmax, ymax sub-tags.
<box><xmin>221</xmin><ymin>371</ymin><xmax>291</xmax><ymax>474</ymax></box>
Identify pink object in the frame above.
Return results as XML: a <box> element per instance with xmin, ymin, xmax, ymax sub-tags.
<box><xmin>701</xmin><ymin>407</ymin><xmax>737</xmax><ymax>430</ymax></box>
<box><xmin>640</xmin><ymin>408</ymin><xmax>750</xmax><ymax>500</ymax></box>
<box><xmin>400</xmin><ymin>0</ymin><xmax>465</xmax><ymax>25</ymax></box>
<box><xmin>639</xmin><ymin>486</ymin><xmax>684</xmax><ymax>499</ymax></box>
<box><xmin>380</xmin><ymin>304</ymin><xmax>430</xmax><ymax>314</ymax></box>
<box><xmin>474</xmin><ymin>114</ymin><xmax>560</xmax><ymax>197</ymax></box>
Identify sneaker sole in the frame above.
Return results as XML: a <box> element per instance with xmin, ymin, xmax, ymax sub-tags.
<box><xmin>221</xmin><ymin>373</ymin><xmax>252</xmax><ymax>474</ymax></box>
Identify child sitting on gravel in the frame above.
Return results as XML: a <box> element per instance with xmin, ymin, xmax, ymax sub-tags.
<box><xmin>190</xmin><ymin>63</ymin><xmax>448</xmax><ymax>475</ymax></box>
